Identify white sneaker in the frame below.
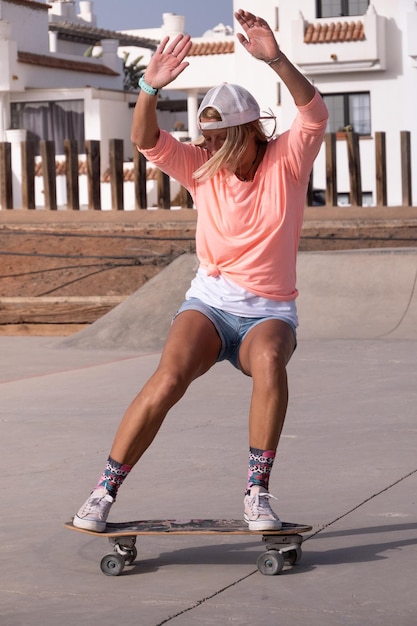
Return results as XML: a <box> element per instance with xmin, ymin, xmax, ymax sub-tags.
<box><xmin>244</xmin><ymin>485</ymin><xmax>282</xmax><ymax>531</ymax></box>
<box><xmin>73</xmin><ymin>487</ymin><xmax>114</xmax><ymax>532</ymax></box>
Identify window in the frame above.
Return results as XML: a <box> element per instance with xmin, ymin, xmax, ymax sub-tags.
<box><xmin>11</xmin><ymin>100</ymin><xmax>85</xmax><ymax>155</ymax></box>
<box><xmin>317</xmin><ymin>0</ymin><xmax>369</xmax><ymax>18</ymax></box>
<box><xmin>323</xmin><ymin>92</ymin><xmax>371</xmax><ymax>135</ymax></box>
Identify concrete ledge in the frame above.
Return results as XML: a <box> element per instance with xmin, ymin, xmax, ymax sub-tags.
<box><xmin>0</xmin><ymin>296</ymin><xmax>125</xmax><ymax>324</ymax></box>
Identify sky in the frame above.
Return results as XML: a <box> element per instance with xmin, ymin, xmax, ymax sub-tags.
<box><xmin>94</xmin><ymin>0</ymin><xmax>235</xmax><ymax>37</ymax></box>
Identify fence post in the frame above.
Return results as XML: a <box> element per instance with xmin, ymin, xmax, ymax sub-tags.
<box><xmin>375</xmin><ymin>132</ymin><xmax>387</xmax><ymax>206</ymax></box>
<box><xmin>306</xmin><ymin>170</ymin><xmax>314</xmax><ymax>206</ymax></box>
<box><xmin>176</xmin><ymin>186</ymin><xmax>194</xmax><ymax>208</ymax></box>
<box><xmin>400</xmin><ymin>131</ymin><xmax>412</xmax><ymax>207</ymax></box>
<box><xmin>109</xmin><ymin>139</ymin><xmax>124</xmax><ymax>210</ymax></box>
<box><xmin>40</xmin><ymin>140</ymin><xmax>57</xmax><ymax>211</ymax></box>
<box><xmin>325</xmin><ymin>133</ymin><xmax>337</xmax><ymax>206</ymax></box>
<box><xmin>186</xmin><ymin>189</ymin><xmax>193</xmax><ymax>208</ymax></box>
<box><xmin>159</xmin><ymin>171</ymin><xmax>171</xmax><ymax>209</ymax></box>
<box><xmin>21</xmin><ymin>140</ymin><xmax>35</xmax><ymax>209</ymax></box>
<box><xmin>133</xmin><ymin>148</ymin><xmax>147</xmax><ymax>209</ymax></box>
<box><xmin>85</xmin><ymin>140</ymin><xmax>101</xmax><ymax>210</ymax></box>
<box><xmin>64</xmin><ymin>139</ymin><xmax>80</xmax><ymax>210</ymax></box>
<box><xmin>346</xmin><ymin>131</ymin><xmax>362</xmax><ymax>206</ymax></box>
<box><xmin>0</xmin><ymin>142</ymin><xmax>13</xmax><ymax>209</ymax></box>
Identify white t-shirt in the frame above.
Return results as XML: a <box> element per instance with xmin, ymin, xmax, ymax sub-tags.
<box><xmin>186</xmin><ymin>268</ymin><xmax>299</xmax><ymax>328</ymax></box>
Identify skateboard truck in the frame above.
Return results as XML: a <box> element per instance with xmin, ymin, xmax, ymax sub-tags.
<box><xmin>257</xmin><ymin>532</ymin><xmax>304</xmax><ymax>575</ymax></box>
<box><xmin>101</xmin><ymin>537</ymin><xmax>138</xmax><ymax>575</ymax></box>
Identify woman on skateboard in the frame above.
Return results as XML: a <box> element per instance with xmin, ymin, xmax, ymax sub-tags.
<box><xmin>74</xmin><ymin>9</ymin><xmax>328</xmax><ymax>532</ymax></box>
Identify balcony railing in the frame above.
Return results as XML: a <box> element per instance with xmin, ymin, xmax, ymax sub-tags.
<box><xmin>290</xmin><ymin>7</ymin><xmax>386</xmax><ymax>74</ymax></box>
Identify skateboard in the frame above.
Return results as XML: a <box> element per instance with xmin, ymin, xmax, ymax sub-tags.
<box><xmin>65</xmin><ymin>519</ymin><xmax>312</xmax><ymax>576</ymax></box>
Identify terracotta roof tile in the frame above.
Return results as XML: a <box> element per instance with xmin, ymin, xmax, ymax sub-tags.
<box><xmin>304</xmin><ymin>20</ymin><xmax>365</xmax><ymax>44</ymax></box>
<box><xmin>18</xmin><ymin>51</ymin><xmax>119</xmax><ymax>75</ymax></box>
<box><xmin>188</xmin><ymin>40</ymin><xmax>234</xmax><ymax>56</ymax></box>
<box><xmin>49</xmin><ymin>21</ymin><xmax>158</xmax><ymax>49</ymax></box>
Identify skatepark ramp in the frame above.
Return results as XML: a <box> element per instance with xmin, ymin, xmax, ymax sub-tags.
<box><xmin>59</xmin><ymin>254</ymin><xmax>199</xmax><ymax>352</ymax></box>
<box><xmin>296</xmin><ymin>248</ymin><xmax>417</xmax><ymax>340</ymax></box>
<box><xmin>59</xmin><ymin>248</ymin><xmax>417</xmax><ymax>352</ymax></box>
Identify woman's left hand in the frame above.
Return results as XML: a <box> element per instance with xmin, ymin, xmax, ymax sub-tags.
<box><xmin>234</xmin><ymin>9</ymin><xmax>280</xmax><ymax>62</ymax></box>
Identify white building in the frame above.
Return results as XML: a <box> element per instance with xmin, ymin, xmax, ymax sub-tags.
<box><xmin>0</xmin><ymin>0</ymin><xmax>416</xmax><ymax>206</ymax></box>
<box><xmin>0</xmin><ymin>0</ymin><xmax>157</xmax><ymax>169</ymax></box>
<box><xmin>152</xmin><ymin>0</ymin><xmax>417</xmax><ymax>207</ymax></box>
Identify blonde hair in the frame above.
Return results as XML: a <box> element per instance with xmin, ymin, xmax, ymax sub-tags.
<box><xmin>193</xmin><ymin>106</ymin><xmax>274</xmax><ymax>182</ymax></box>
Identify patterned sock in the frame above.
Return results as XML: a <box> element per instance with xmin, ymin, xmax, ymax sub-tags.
<box><xmin>246</xmin><ymin>447</ymin><xmax>276</xmax><ymax>494</ymax></box>
<box><xmin>95</xmin><ymin>456</ymin><xmax>132</xmax><ymax>499</ymax></box>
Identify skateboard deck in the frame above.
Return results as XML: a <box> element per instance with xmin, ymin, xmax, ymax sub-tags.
<box><xmin>65</xmin><ymin>519</ymin><xmax>312</xmax><ymax>576</ymax></box>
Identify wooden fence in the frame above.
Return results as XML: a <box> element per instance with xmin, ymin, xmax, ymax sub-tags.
<box><xmin>319</xmin><ymin>130</ymin><xmax>413</xmax><ymax>207</ymax></box>
<box><xmin>0</xmin><ymin>132</ymin><xmax>414</xmax><ymax>211</ymax></box>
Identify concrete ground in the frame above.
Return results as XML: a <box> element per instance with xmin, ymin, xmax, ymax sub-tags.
<box><xmin>1</xmin><ymin>248</ymin><xmax>416</xmax><ymax>626</ymax></box>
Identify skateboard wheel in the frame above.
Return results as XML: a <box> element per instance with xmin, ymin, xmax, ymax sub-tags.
<box><xmin>286</xmin><ymin>547</ymin><xmax>302</xmax><ymax>565</ymax></box>
<box><xmin>100</xmin><ymin>553</ymin><xmax>125</xmax><ymax>576</ymax></box>
<box><xmin>257</xmin><ymin>550</ymin><xmax>285</xmax><ymax>576</ymax></box>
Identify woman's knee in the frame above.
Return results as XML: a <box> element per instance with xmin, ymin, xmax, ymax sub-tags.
<box><xmin>253</xmin><ymin>345</ymin><xmax>288</xmax><ymax>379</ymax></box>
<box><xmin>240</xmin><ymin>320</ymin><xmax>295</xmax><ymax>376</ymax></box>
<box><xmin>151</xmin><ymin>367</ymin><xmax>192</xmax><ymax>406</ymax></box>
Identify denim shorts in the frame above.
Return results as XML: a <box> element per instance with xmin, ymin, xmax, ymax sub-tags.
<box><xmin>174</xmin><ymin>297</ymin><xmax>297</xmax><ymax>371</ymax></box>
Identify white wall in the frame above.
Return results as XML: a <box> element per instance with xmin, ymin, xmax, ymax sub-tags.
<box><xmin>85</xmin><ymin>91</ymin><xmax>135</xmax><ymax>167</ymax></box>
<box><xmin>16</xmin><ymin>58</ymin><xmax>122</xmax><ymax>91</ymax></box>
<box><xmin>1</xmin><ymin>1</ymin><xmax>50</xmax><ymax>55</ymax></box>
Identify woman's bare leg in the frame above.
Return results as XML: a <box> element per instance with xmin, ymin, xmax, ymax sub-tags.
<box><xmin>110</xmin><ymin>310</ymin><xmax>222</xmax><ymax>466</ymax></box>
<box><xmin>238</xmin><ymin>319</ymin><xmax>296</xmax><ymax>451</ymax></box>
<box><xmin>239</xmin><ymin>319</ymin><xmax>296</xmax><ymax>530</ymax></box>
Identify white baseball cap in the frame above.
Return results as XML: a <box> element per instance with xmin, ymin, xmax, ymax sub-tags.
<box><xmin>198</xmin><ymin>83</ymin><xmax>261</xmax><ymax>130</ymax></box>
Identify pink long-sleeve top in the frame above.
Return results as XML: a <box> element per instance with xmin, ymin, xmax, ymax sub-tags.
<box><xmin>140</xmin><ymin>90</ymin><xmax>328</xmax><ymax>302</ymax></box>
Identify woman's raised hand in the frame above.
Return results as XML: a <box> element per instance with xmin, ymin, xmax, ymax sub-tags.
<box><xmin>144</xmin><ymin>34</ymin><xmax>192</xmax><ymax>90</ymax></box>
<box><xmin>234</xmin><ymin>9</ymin><xmax>280</xmax><ymax>62</ymax></box>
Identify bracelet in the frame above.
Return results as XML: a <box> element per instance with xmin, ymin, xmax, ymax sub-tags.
<box><xmin>265</xmin><ymin>54</ymin><xmax>283</xmax><ymax>65</ymax></box>
<box><xmin>138</xmin><ymin>75</ymin><xmax>159</xmax><ymax>96</ymax></box>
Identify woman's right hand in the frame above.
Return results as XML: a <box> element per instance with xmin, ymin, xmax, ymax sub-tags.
<box><xmin>143</xmin><ymin>34</ymin><xmax>192</xmax><ymax>90</ymax></box>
